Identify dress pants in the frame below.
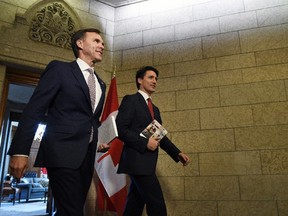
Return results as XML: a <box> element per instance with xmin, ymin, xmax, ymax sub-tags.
<box><xmin>124</xmin><ymin>173</ymin><xmax>167</xmax><ymax>216</ymax></box>
<box><xmin>47</xmin><ymin>143</ymin><xmax>94</xmax><ymax>216</ymax></box>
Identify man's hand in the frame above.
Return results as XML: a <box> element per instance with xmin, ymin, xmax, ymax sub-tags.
<box><xmin>178</xmin><ymin>153</ymin><xmax>190</xmax><ymax>166</ymax></box>
<box><xmin>9</xmin><ymin>156</ymin><xmax>29</xmax><ymax>179</ymax></box>
<box><xmin>147</xmin><ymin>137</ymin><xmax>159</xmax><ymax>151</ymax></box>
<box><xmin>97</xmin><ymin>143</ymin><xmax>111</xmax><ymax>152</ymax></box>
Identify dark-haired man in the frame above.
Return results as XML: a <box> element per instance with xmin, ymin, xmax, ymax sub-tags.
<box><xmin>8</xmin><ymin>28</ymin><xmax>106</xmax><ymax>216</ymax></box>
<box><xmin>116</xmin><ymin>66</ymin><xmax>190</xmax><ymax>216</ymax></box>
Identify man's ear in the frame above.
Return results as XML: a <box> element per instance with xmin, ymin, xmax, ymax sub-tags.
<box><xmin>137</xmin><ymin>78</ymin><xmax>142</xmax><ymax>86</ymax></box>
<box><xmin>76</xmin><ymin>39</ymin><xmax>83</xmax><ymax>50</ymax></box>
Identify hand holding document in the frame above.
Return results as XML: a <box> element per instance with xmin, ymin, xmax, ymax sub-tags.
<box><xmin>97</xmin><ymin>114</ymin><xmax>118</xmax><ymax>152</ymax></box>
<box><xmin>140</xmin><ymin>119</ymin><xmax>168</xmax><ymax>141</ymax></box>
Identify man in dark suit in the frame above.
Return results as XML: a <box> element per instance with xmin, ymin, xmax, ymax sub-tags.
<box><xmin>116</xmin><ymin>66</ymin><xmax>190</xmax><ymax>216</ymax></box>
<box><xmin>8</xmin><ymin>28</ymin><xmax>106</xmax><ymax>216</ymax></box>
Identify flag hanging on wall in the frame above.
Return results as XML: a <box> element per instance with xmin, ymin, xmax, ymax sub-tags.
<box><xmin>95</xmin><ymin>74</ymin><xmax>127</xmax><ymax>216</ymax></box>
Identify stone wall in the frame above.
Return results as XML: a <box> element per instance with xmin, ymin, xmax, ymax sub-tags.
<box><xmin>113</xmin><ymin>0</ymin><xmax>288</xmax><ymax>215</ymax></box>
<box><xmin>1</xmin><ymin>0</ymin><xmax>288</xmax><ymax>215</ymax></box>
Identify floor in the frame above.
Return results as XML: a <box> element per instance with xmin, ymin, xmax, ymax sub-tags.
<box><xmin>0</xmin><ymin>199</ymin><xmax>48</xmax><ymax>216</ymax></box>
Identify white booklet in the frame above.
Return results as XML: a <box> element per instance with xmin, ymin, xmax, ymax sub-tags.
<box><xmin>98</xmin><ymin>115</ymin><xmax>118</xmax><ymax>144</ymax></box>
<box><xmin>140</xmin><ymin>119</ymin><xmax>168</xmax><ymax>141</ymax></box>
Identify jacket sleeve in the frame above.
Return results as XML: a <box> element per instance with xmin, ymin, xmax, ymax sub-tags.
<box><xmin>8</xmin><ymin>61</ymin><xmax>62</xmax><ymax>156</ymax></box>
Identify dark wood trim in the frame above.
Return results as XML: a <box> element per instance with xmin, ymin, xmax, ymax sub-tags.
<box><xmin>0</xmin><ymin>67</ymin><xmax>41</xmax><ymax>131</ymax></box>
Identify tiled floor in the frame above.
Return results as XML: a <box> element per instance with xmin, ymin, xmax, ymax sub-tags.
<box><xmin>0</xmin><ymin>200</ymin><xmax>48</xmax><ymax>216</ymax></box>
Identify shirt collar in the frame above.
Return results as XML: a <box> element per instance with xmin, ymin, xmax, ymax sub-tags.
<box><xmin>138</xmin><ymin>90</ymin><xmax>151</xmax><ymax>101</ymax></box>
<box><xmin>76</xmin><ymin>58</ymin><xmax>94</xmax><ymax>72</ymax></box>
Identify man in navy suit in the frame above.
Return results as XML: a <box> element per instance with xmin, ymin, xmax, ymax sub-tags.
<box><xmin>116</xmin><ymin>66</ymin><xmax>190</xmax><ymax>216</ymax></box>
<box><xmin>8</xmin><ymin>28</ymin><xmax>106</xmax><ymax>216</ymax></box>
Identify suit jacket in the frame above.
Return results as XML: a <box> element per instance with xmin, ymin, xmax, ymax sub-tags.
<box><xmin>116</xmin><ymin>92</ymin><xmax>180</xmax><ymax>175</ymax></box>
<box><xmin>8</xmin><ymin>60</ymin><xmax>106</xmax><ymax>169</ymax></box>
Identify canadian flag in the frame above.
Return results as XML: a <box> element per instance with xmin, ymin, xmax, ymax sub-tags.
<box><xmin>95</xmin><ymin>75</ymin><xmax>127</xmax><ymax>215</ymax></box>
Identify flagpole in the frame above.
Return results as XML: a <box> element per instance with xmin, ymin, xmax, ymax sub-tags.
<box><xmin>112</xmin><ymin>65</ymin><xmax>116</xmax><ymax>78</ymax></box>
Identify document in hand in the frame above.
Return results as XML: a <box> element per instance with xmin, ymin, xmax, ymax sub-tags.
<box><xmin>98</xmin><ymin>115</ymin><xmax>118</xmax><ymax>144</ymax></box>
<box><xmin>140</xmin><ymin>119</ymin><xmax>168</xmax><ymax>141</ymax></box>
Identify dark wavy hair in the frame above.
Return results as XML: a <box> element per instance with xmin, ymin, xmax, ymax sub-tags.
<box><xmin>135</xmin><ymin>66</ymin><xmax>159</xmax><ymax>89</ymax></box>
<box><xmin>71</xmin><ymin>28</ymin><xmax>101</xmax><ymax>58</ymax></box>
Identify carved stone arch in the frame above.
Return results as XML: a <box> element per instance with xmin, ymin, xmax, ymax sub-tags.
<box><xmin>23</xmin><ymin>0</ymin><xmax>82</xmax><ymax>49</ymax></box>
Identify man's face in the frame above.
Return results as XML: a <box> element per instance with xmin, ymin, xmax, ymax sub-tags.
<box><xmin>138</xmin><ymin>70</ymin><xmax>158</xmax><ymax>96</ymax></box>
<box><xmin>77</xmin><ymin>32</ymin><xmax>104</xmax><ymax>65</ymax></box>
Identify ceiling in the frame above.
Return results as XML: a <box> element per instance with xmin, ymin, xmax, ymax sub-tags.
<box><xmin>96</xmin><ymin>0</ymin><xmax>147</xmax><ymax>7</ymax></box>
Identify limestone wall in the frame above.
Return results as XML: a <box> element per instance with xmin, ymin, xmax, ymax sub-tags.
<box><xmin>114</xmin><ymin>0</ymin><xmax>288</xmax><ymax>215</ymax></box>
<box><xmin>1</xmin><ymin>0</ymin><xmax>288</xmax><ymax>215</ymax></box>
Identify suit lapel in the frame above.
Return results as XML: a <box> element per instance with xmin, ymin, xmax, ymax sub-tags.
<box><xmin>70</xmin><ymin>61</ymin><xmax>91</xmax><ymax>107</ymax></box>
<box><xmin>136</xmin><ymin>92</ymin><xmax>153</xmax><ymax>121</ymax></box>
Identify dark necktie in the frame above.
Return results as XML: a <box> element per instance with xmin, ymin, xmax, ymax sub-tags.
<box><xmin>87</xmin><ymin>68</ymin><xmax>96</xmax><ymax>142</ymax></box>
<box><xmin>147</xmin><ymin>98</ymin><xmax>154</xmax><ymax>119</ymax></box>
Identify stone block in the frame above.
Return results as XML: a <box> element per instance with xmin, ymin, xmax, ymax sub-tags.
<box><xmin>219</xmin><ymin>80</ymin><xmax>286</xmax><ymax>106</ymax></box>
<box><xmin>216</xmin><ymin>53</ymin><xmax>256</xmax><ymax>71</ymax></box>
<box><xmin>166</xmin><ymin>201</ymin><xmax>217</xmax><ymax>216</ymax></box>
<box><xmin>255</xmin><ymin>48</ymin><xmax>288</xmax><ymax>66</ymax></box>
<box><xmin>218</xmin><ymin>201</ymin><xmax>278</xmax><ymax>216</ymax></box>
<box><xmin>151</xmin><ymin>7</ymin><xmax>192</xmax><ymax>28</ymax></box>
<box><xmin>244</xmin><ymin>0</ymin><xmax>288</xmax><ymax>11</ymax></box>
<box><xmin>113</xmin><ymin>32</ymin><xmax>143</xmax><ymax>51</ymax></box>
<box><xmin>240</xmin><ymin>175</ymin><xmax>288</xmax><ymax>200</ymax></box>
<box><xmin>89</xmin><ymin>1</ymin><xmax>115</xmax><ymax>21</ymax></box>
<box><xmin>235</xmin><ymin>125</ymin><xmax>288</xmax><ymax>150</ymax></box>
<box><xmin>122</xmin><ymin>46</ymin><xmax>153</xmax><ymax>70</ymax></box>
<box><xmin>200</xmin><ymin>106</ymin><xmax>254</xmax><ymax>129</ymax></box>
<box><xmin>159</xmin><ymin>177</ymin><xmax>184</xmax><ymax>200</ymax></box>
<box><xmin>115</xmin><ymin>3</ymin><xmax>139</xmax><ymax>21</ymax></box>
<box><xmin>153</xmin><ymin>92</ymin><xmax>176</xmax><ymax>112</ymax></box>
<box><xmin>243</xmin><ymin>64</ymin><xmax>288</xmax><ymax>83</ymax></box>
<box><xmin>115</xmin><ymin>69</ymin><xmax>134</xmax><ymax>84</ymax></box>
<box><xmin>261</xmin><ymin>149</ymin><xmax>288</xmax><ymax>174</ymax></box>
<box><xmin>175</xmin><ymin>58</ymin><xmax>216</xmax><ymax>76</ymax></box>
<box><xmin>75</xmin><ymin>10</ymin><xmax>106</xmax><ymax>32</ymax></box>
<box><xmin>172</xmin><ymin>129</ymin><xmax>235</xmax><ymax>153</ymax></box>
<box><xmin>114</xmin><ymin>15</ymin><xmax>151</xmax><ymax>35</ymax></box>
<box><xmin>199</xmin><ymin>151</ymin><xmax>262</xmax><ymax>175</ymax></box>
<box><xmin>0</xmin><ymin>1</ymin><xmax>17</xmax><ymax>24</ymax></box>
<box><xmin>192</xmin><ymin>0</ymin><xmax>244</xmax><ymax>20</ymax></box>
<box><xmin>202</xmin><ymin>32</ymin><xmax>241</xmax><ymax>58</ymax></box>
<box><xmin>156</xmin><ymin>76</ymin><xmax>187</xmax><ymax>93</ymax></box>
<box><xmin>219</xmin><ymin>11</ymin><xmax>258</xmax><ymax>33</ymax></box>
<box><xmin>185</xmin><ymin>176</ymin><xmax>240</xmax><ymax>200</ymax></box>
<box><xmin>117</xmin><ymin>82</ymin><xmax>135</xmax><ymax>98</ymax></box>
<box><xmin>252</xmin><ymin>102</ymin><xmax>288</xmax><ymax>126</ymax></box>
<box><xmin>154</xmin><ymin>38</ymin><xmax>202</xmax><ymax>65</ymax></box>
<box><xmin>157</xmin><ymin>154</ymin><xmax>185</xmax><ymax>176</ymax></box>
<box><xmin>176</xmin><ymin>87</ymin><xmax>220</xmax><ymax>110</ymax></box>
<box><xmin>156</xmin><ymin>64</ymin><xmax>175</xmax><ymax>78</ymax></box>
<box><xmin>278</xmin><ymin>201</ymin><xmax>288</xmax><ymax>216</ymax></box>
<box><xmin>143</xmin><ymin>26</ymin><xmax>175</xmax><ymax>46</ymax></box>
<box><xmin>188</xmin><ymin>69</ymin><xmax>243</xmax><ymax>89</ymax></box>
<box><xmin>257</xmin><ymin>4</ymin><xmax>288</xmax><ymax>27</ymax></box>
<box><xmin>175</xmin><ymin>18</ymin><xmax>219</xmax><ymax>40</ymax></box>
<box><xmin>240</xmin><ymin>25</ymin><xmax>288</xmax><ymax>52</ymax></box>
<box><xmin>161</xmin><ymin>110</ymin><xmax>200</xmax><ymax>132</ymax></box>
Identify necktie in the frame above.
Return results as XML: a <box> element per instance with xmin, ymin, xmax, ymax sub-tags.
<box><xmin>87</xmin><ymin>68</ymin><xmax>96</xmax><ymax>142</ymax></box>
<box><xmin>88</xmin><ymin>68</ymin><xmax>96</xmax><ymax>111</ymax></box>
<box><xmin>147</xmin><ymin>98</ymin><xmax>154</xmax><ymax>119</ymax></box>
